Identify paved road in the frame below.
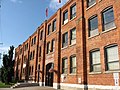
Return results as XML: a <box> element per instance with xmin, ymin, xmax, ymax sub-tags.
<box><xmin>0</xmin><ymin>86</ymin><xmax>62</xmax><ymax>90</ymax></box>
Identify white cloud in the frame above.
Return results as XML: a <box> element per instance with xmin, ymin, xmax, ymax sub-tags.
<box><xmin>0</xmin><ymin>46</ymin><xmax>9</xmax><ymax>54</ymax></box>
<box><xmin>10</xmin><ymin>0</ymin><xmax>23</xmax><ymax>4</ymax></box>
<box><xmin>49</xmin><ymin>0</ymin><xmax>69</xmax><ymax>10</ymax></box>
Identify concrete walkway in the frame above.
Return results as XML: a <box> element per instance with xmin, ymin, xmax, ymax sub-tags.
<box><xmin>0</xmin><ymin>86</ymin><xmax>62</xmax><ymax>90</ymax></box>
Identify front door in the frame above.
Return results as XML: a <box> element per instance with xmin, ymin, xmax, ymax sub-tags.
<box><xmin>45</xmin><ymin>63</ymin><xmax>54</xmax><ymax>86</ymax></box>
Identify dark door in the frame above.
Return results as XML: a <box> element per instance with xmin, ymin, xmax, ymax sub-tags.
<box><xmin>45</xmin><ymin>63</ymin><xmax>54</xmax><ymax>86</ymax></box>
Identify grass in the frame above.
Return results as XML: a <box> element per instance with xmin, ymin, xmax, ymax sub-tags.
<box><xmin>0</xmin><ymin>82</ymin><xmax>11</xmax><ymax>88</ymax></box>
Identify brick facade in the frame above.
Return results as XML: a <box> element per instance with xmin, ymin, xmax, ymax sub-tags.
<box><xmin>14</xmin><ymin>0</ymin><xmax>120</xmax><ymax>90</ymax></box>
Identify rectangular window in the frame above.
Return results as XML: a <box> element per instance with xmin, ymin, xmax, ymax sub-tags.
<box><xmin>62</xmin><ymin>58</ymin><xmax>68</xmax><ymax>74</ymax></box>
<box><xmin>51</xmin><ymin>39</ymin><xmax>55</xmax><ymax>52</ymax></box>
<box><xmin>52</xmin><ymin>19</ymin><xmax>56</xmax><ymax>32</ymax></box>
<box><xmin>32</xmin><ymin>66</ymin><xmax>34</xmax><ymax>75</ymax></box>
<box><xmin>102</xmin><ymin>7</ymin><xmax>115</xmax><ymax>31</ymax></box>
<box><xmin>47</xmin><ymin>42</ymin><xmax>51</xmax><ymax>54</ymax></box>
<box><xmin>39</xmin><ymin>46</ymin><xmax>41</xmax><ymax>57</ymax></box>
<box><xmin>89</xmin><ymin>16</ymin><xmax>98</xmax><ymax>37</ymax></box>
<box><xmin>105</xmin><ymin>45</ymin><xmax>119</xmax><ymax>71</ymax></box>
<box><xmin>62</xmin><ymin>32</ymin><xmax>68</xmax><ymax>48</ymax></box>
<box><xmin>40</xmin><ymin>30</ymin><xmax>43</xmax><ymax>40</ymax></box>
<box><xmin>30</xmin><ymin>52</ymin><xmax>32</xmax><ymax>60</ymax></box>
<box><xmin>33</xmin><ymin>50</ymin><xmax>35</xmax><ymax>59</ymax></box>
<box><xmin>34</xmin><ymin>36</ymin><xmax>36</xmax><ymax>44</ymax></box>
<box><xmin>90</xmin><ymin>50</ymin><xmax>101</xmax><ymax>72</ymax></box>
<box><xmin>63</xmin><ymin>10</ymin><xmax>68</xmax><ymax>24</ymax></box>
<box><xmin>70</xmin><ymin>56</ymin><xmax>76</xmax><ymax>73</ymax></box>
<box><xmin>48</xmin><ymin>24</ymin><xmax>51</xmax><ymax>35</ymax></box>
<box><xmin>87</xmin><ymin>0</ymin><xmax>96</xmax><ymax>7</ymax></box>
<box><xmin>70</xmin><ymin>4</ymin><xmax>76</xmax><ymax>19</ymax></box>
<box><xmin>31</xmin><ymin>38</ymin><xmax>34</xmax><ymax>46</ymax></box>
<box><xmin>70</xmin><ymin>28</ymin><xmax>76</xmax><ymax>45</ymax></box>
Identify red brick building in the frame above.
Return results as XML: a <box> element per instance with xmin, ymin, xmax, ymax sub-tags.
<box><xmin>14</xmin><ymin>0</ymin><xmax>120</xmax><ymax>89</ymax></box>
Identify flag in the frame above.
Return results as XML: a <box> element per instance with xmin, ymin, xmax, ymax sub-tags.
<box><xmin>46</xmin><ymin>8</ymin><xmax>48</xmax><ymax>17</ymax></box>
<box><xmin>58</xmin><ymin>0</ymin><xmax>61</xmax><ymax>3</ymax></box>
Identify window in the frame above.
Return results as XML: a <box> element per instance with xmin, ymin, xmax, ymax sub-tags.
<box><xmin>34</xmin><ymin>36</ymin><xmax>36</xmax><ymax>44</ymax></box>
<box><xmin>70</xmin><ymin>28</ymin><xmax>76</xmax><ymax>45</ymax></box>
<box><xmin>30</xmin><ymin>52</ymin><xmax>32</xmax><ymax>60</ymax></box>
<box><xmin>70</xmin><ymin>4</ymin><xmax>76</xmax><ymax>19</ymax></box>
<box><xmin>40</xmin><ymin>30</ymin><xmax>43</xmax><ymax>40</ymax></box>
<box><xmin>87</xmin><ymin>0</ymin><xmax>96</xmax><ymax>7</ymax></box>
<box><xmin>48</xmin><ymin>24</ymin><xmax>51</xmax><ymax>35</ymax></box>
<box><xmin>70</xmin><ymin>55</ymin><xmax>76</xmax><ymax>73</ymax></box>
<box><xmin>52</xmin><ymin>19</ymin><xmax>56</xmax><ymax>32</ymax></box>
<box><xmin>63</xmin><ymin>10</ymin><xmax>68</xmax><ymax>24</ymax></box>
<box><xmin>105</xmin><ymin>45</ymin><xmax>119</xmax><ymax>71</ymax></box>
<box><xmin>31</xmin><ymin>38</ymin><xmax>34</xmax><ymax>46</ymax></box>
<box><xmin>39</xmin><ymin>46</ymin><xmax>41</xmax><ymax>57</ymax></box>
<box><xmin>29</xmin><ymin>66</ymin><xmax>31</xmax><ymax>75</ymax></box>
<box><xmin>62</xmin><ymin>32</ymin><xmax>68</xmax><ymax>48</ymax></box>
<box><xmin>51</xmin><ymin>39</ymin><xmax>55</xmax><ymax>52</ymax></box>
<box><xmin>88</xmin><ymin>16</ymin><xmax>98</xmax><ymax>37</ymax></box>
<box><xmin>33</xmin><ymin>50</ymin><xmax>35</xmax><ymax>59</ymax></box>
<box><xmin>47</xmin><ymin>42</ymin><xmax>51</xmax><ymax>54</ymax></box>
<box><xmin>24</xmin><ymin>43</ymin><xmax>28</xmax><ymax>51</ymax></box>
<box><xmin>38</xmin><ymin>64</ymin><xmax>40</xmax><ymax>70</ymax></box>
<box><xmin>20</xmin><ymin>48</ymin><xmax>22</xmax><ymax>54</ymax></box>
<box><xmin>102</xmin><ymin>7</ymin><xmax>115</xmax><ymax>31</ymax></box>
<box><xmin>62</xmin><ymin>58</ymin><xmax>68</xmax><ymax>74</ymax></box>
<box><xmin>32</xmin><ymin>66</ymin><xmax>34</xmax><ymax>75</ymax></box>
<box><xmin>90</xmin><ymin>49</ymin><xmax>101</xmax><ymax>72</ymax></box>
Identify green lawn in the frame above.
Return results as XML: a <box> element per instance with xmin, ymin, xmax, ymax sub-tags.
<box><xmin>0</xmin><ymin>82</ymin><xmax>11</xmax><ymax>88</ymax></box>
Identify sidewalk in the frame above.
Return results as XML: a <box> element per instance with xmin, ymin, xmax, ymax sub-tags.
<box><xmin>0</xmin><ymin>86</ymin><xmax>63</xmax><ymax>90</ymax></box>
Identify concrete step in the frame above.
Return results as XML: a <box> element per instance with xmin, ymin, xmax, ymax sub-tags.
<box><xmin>11</xmin><ymin>82</ymin><xmax>39</xmax><ymax>88</ymax></box>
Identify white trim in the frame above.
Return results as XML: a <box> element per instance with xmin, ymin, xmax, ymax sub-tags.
<box><xmin>39</xmin><ymin>82</ymin><xmax>45</xmax><ymax>86</ymax></box>
<box><xmin>53</xmin><ymin>83</ymin><xmax>60</xmax><ymax>89</ymax></box>
<box><xmin>59</xmin><ymin>83</ymin><xmax>120</xmax><ymax>89</ymax></box>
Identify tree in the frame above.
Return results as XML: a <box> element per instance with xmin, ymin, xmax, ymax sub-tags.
<box><xmin>0</xmin><ymin>45</ymin><xmax>14</xmax><ymax>84</ymax></box>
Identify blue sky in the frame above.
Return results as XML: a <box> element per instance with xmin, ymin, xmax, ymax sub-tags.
<box><xmin>0</xmin><ymin>0</ymin><xmax>68</xmax><ymax>66</ymax></box>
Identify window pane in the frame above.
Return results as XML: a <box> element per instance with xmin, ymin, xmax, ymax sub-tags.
<box><xmin>71</xmin><ymin>4</ymin><xmax>76</xmax><ymax>19</ymax></box>
<box><xmin>103</xmin><ymin>8</ymin><xmax>115</xmax><ymax>31</ymax></box>
<box><xmin>93</xmin><ymin>64</ymin><xmax>101</xmax><ymax>72</ymax></box>
<box><xmin>52</xmin><ymin>20</ymin><xmax>56</xmax><ymax>32</ymax></box>
<box><xmin>106</xmin><ymin>46</ymin><xmax>119</xmax><ymax>62</ymax></box>
<box><xmin>108</xmin><ymin>62</ymin><xmax>120</xmax><ymax>70</ymax></box>
<box><xmin>62</xmin><ymin>58</ymin><xmax>68</xmax><ymax>74</ymax></box>
<box><xmin>88</xmin><ymin>0</ymin><xmax>96</xmax><ymax>7</ymax></box>
<box><xmin>62</xmin><ymin>32</ymin><xmax>68</xmax><ymax>47</ymax></box>
<box><xmin>103</xmin><ymin>9</ymin><xmax>114</xmax><ymax>24</ymax></box>
<box><xmin>89</xmin><ymin>16</ymin><xmax>98</xmax><ymax>37</ymax></box>
<box><xmin>71</xmin><ymin>28</ymin><xmax>76</xmax><ymax>45</ymax></box>
<box><xmin>51</xmin><ymin>39</ymin><xmax>55</xmax><ymax>52</ymax></box>
<box><xmin>48</xmin><ymin>24</ymin><xmax>51</xmax><ymax>35</ymax></box>
<box><xmin>92</xmin><ymin>50</ymin><xmax>100</xmax><ymax>64</ymax></box>
<box><xmin>90</xmin><ymin>50</ymin><xmax>101</xmax><ymax>72</ymax></box>
<box><xmin>63</xmin><ymin>10</ymin><xmax>68</xmax><ymax>24</ymax></box>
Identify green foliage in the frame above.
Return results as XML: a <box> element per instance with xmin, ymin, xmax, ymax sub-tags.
<box><xmin>0</xmin><ymin>45</ymin><xmax>15</xmax><ymax>84</ymax></box>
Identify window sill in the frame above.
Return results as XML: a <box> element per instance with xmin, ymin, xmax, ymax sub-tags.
<box><xmin>69</xmin><ymin>73</ymin><xmax>76</xmax><ymax>75</ymax></box>
<box><xmin>86</xmin><ymin>2</ymin><xmax>96</xmax><ymax>11</ymax></box>
<box><xmin>70</xmin><ymin>16</ymin><xmax>76</xmax><ymax>22</ymax></box>
<box><xmin>98</xmin><ymin>0</ymin><xmax>102</xmax><ymax>2</ymax></box>
<box><xmin>104</xmin><ymin>70</ymin><xmax>120</xmax><ymax>74</ymax></box>
<box><xmin>88</xmin><ymin>33</ymin><xmax>100</xmax><ymax>39</ymax></box>
<box><xmin>69</xmin><ymin>43</ymin><xmax>76</xmax><ymax>47</ymax></box>
<box><xmin>61</xmin><ymin>46</ymin><xmax>68</xmax><ymax>50</ymax></box>
<box><xmin>89</xmin><ymin>72</ymin><xmax>102</xmax><ymax>75</ymax></box>
<box><xmin>62</xmin><ymin>20</ymin><xmax>69</xmax><ymax>26</ymax></box>
<box><xmin>101</xmin><ymin>26</ymin><xmax>116</xmax><ymax>34</ymax></box>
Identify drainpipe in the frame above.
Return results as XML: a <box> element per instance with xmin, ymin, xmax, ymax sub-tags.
<box><xmin>81</xmin><ymin>0</ymin><xmax>88</xmax><ymax>89</ymax></box>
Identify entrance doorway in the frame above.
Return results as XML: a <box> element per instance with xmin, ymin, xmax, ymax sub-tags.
<box><xmin>45</xmin><ymin>63</ymin><xmax>54</xmax><ymax>86</ymax></box>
